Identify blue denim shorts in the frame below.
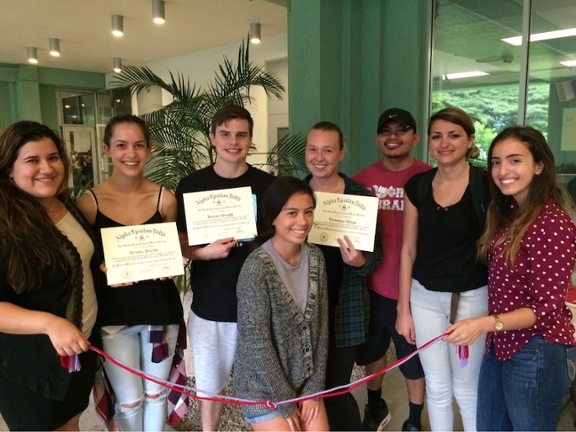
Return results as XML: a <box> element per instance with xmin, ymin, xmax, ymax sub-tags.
<box><xmin>243</xmin><ymin>408</ymin><xmax>283</xmax><ymax>424</ymax></box>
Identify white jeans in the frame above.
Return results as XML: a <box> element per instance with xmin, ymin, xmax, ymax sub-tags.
<box><xmin>410</xmin><ymin>280</ymin><xmax>488</xmax><ymax>431</ymax></box>
<box><xmin>102</xmin><ymin>324</ymin><xmax>179</xmax><ymax>431</ymax></box>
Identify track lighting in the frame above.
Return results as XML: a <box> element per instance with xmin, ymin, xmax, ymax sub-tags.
<box><xmin>27</xmin><ymin>47</ymin><xmax>38</xmax><ymax>64</ymax></box>
<box><xmin>152</xmin><ymin>0</ymin><xmax>165</xmax><ymax>24</ymax></box>
<box><xmin>112</xmin><ymin>15</ymin><xmax>124</xmax><ymax>37</ymax></box>
<box><xmin>250</xmin><ymin>23</ymin><xmax>261</xmax><ymax>44</ymax></box>
<box><xmin>49</xmin><ymin>38</ymin><xmax>60</xmax><ymax>57</ymax></box>
<box><xmin>113</xmin><ymin>58</ymin><xmax>122</xmax><ymax>73</ymax></box>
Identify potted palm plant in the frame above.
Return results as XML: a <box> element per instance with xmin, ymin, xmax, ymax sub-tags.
<box><xmin>108</xmin><ymin>40</ymin><xmax>307</xmax><ymax>190</ymax></box>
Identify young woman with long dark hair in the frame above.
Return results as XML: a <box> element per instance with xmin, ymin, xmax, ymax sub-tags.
<box><xmin>0</xmin><ymin>121</ymin><xmax>99</xmax><ymax>430</ymax></box>
<box><xmin>234</xmin><ymin>176</ymin><xmax>329</xmax><ymax>432</ymax></box>
<box><xmin>445</xmin><ymin>126</ymin><xmax>576</xmax><ymax>430</ymax></box>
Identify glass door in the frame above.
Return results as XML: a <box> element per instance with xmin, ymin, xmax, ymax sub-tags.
<box><xmin>95</xmin><ymin>124</ymin><xmax>114</xmax><ymax>183</ymax></box>
<box><xmin>61</xmin><ymin>125</ymin><xmax>96</xmax><ymax>196</ymax></box>
<box><xmin>59</xmin><ymin>90</ymin><xmax>132</xmax><ymax>193</ymax></box>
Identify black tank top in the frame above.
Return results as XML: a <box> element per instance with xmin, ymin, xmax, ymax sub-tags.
<box><xmin>90</xmin><ymin>187</ymin><xmax>183</xmax><ymax>326</ymax></box>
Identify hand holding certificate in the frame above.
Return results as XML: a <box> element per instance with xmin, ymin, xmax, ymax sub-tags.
<box><xmin>183</xmin><ymin>186</ymin><xmax>257</xmax><ymax>245</ymax></box>
<box><xmin>308</xmin><ymin>191</ymin><xmax>378</xmax><ymax>252</ymax></box>
<box><xmin>100</xmin><ymin>222</ymin><xmax>185</xmax><ymax>285</ymax></box>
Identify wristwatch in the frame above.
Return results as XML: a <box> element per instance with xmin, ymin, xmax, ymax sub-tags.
<box><xmin>493</xmin><ymin>315</ymin><xmax>504</xmax><ymax>332</ymax></box>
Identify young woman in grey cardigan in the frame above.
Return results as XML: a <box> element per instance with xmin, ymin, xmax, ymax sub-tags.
<box><xmin>234</xmin><ymin>176</ymin><xmax>329</xmax><ymax>431</ymax></box>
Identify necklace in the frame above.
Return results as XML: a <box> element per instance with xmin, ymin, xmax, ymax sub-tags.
<box><xmin>439</xmin><ymin>191</ymin><xmax>454</xmax><ymax>211</ymax></box>
<box><xmin>434</xmin><ymin>181</ymin><xmax>454</xmax><ymax>212</ymax></box>
<box><xmin>434</xmin><ymin>168</ymin><xmax>468</xmax><ymax>211</ymax></box>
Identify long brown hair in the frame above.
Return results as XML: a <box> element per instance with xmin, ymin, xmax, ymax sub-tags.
<box><xmin>0</xmin><ymin>121</ymin><xmax>70</xmax><ymax>293</ymax></box>
<box><xmin>477</xmin><ymin>126</ymin><xmax>574</xmax><ymax>265</ymax></box>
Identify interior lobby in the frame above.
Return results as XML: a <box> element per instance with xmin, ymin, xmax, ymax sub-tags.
<box><xmin>1</xmin><ymin>0</ymin><xmax>576</xmax><ymax>430</ymax></box>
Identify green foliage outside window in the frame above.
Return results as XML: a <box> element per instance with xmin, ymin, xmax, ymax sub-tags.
<box><xmin>430</xmin><ymin>83</ymin><xmax>550</xmax><ymax>169</ymax></box>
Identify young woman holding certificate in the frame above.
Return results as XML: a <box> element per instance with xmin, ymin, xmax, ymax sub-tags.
<box><xmin>0</xmin><ymin>121</ymin><xmax>99</xmax><ymax>430</ymax></box>
<box><xmin>77</xmin><ymin>114</ymin><xmax>184</xmax><ymax>431</ymax></box>
<box><xmin>304</xmin><ymin>121</ymin><xmax>382</xmax><ymax>431</ymax></box>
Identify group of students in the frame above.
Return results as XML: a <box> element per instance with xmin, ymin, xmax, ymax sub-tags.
<box><xmin>0</xmin><ymin>103</ymin><xmax>574</xmax><ymax>432</ymax></box>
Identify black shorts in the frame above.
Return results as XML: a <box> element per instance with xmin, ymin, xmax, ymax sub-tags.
<box><xmin>356</xmin><ymin>290</ymin><xmax>424</xmax><ymax>380</ymax></box>
<box><xmin>0</xmin><ymin>346</ymin><xmax>98</xmax><ymax>430</ymax></box>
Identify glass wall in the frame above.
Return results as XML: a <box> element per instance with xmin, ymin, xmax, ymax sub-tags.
<box><xmin>59</xmin><ymin>90</ymin><xmax>132</xmax><ymax>192</ymax></box>
<box><xmin>431</xmin><ymin>0</ymin><xmax>576</xmax><ymax>172</ymax></box>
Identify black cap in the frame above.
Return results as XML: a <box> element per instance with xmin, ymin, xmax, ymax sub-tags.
<box><xmin>377</xmin><ymin>108</ymin><xmax>417</xmax><ymax>134</ymax></box>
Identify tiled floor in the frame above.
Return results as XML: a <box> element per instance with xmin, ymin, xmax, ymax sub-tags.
<box><xmin>1</xmin><ymin>294</ymin><xmax>575</xmax><ymax>431</ymax></box>
<box><xmin>351</xmin><ymin>365</ymin><xmax>575</xmax><ymax>431</ymax></box>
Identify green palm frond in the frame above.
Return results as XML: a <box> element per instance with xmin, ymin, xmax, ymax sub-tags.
<box><xmin>142</xmin><ymin>109</ymin><xmax>213</xmax><ymax>190</ymax></box>
<box><xmin>166</xmin><ymin>70</ymin><xmax>200</xmax><ymax>101</ymax></box>
<box><xmin>254</xmin><ymin>133</ymin><xmax>307</xmax><ymax>177</ymax></box>
<box><xmin>207</xmin><ymin>40</ymin><xmax>285</xmax><ymax>104</ymax></box>
<box><xmin>107</xmin><ymin>66</ymin><xmax>170</xmax><ymax>100</ymax></box>
<box><xmin>108</xmin><ymin>66</ymin><xmax>201</xmax><ymax>102</ymax></box>
<box><xmin>106</xmin><ymin>39</ymin><xmax>299</xmax><ymax>189</ymax></box>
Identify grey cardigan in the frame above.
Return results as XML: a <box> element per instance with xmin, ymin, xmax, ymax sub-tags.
<box><xmin>233</xmin><ymin>244</ymin><xmax>329</xmax><ymax>418</ymax></box>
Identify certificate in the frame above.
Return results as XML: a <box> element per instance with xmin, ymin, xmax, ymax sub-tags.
<box><xmin>183</xmin><ymin>186</ymin><xmax>258</xmax><ymax>246</ymax></box>
<box><xmin>100</xmin><ymin>222</ymin><xmax>184</xmax><ymax>285</ymax></box>
<box><xmin>308</xmin><ymin>192</ymin><xmax>378</xmax><ymax>252</ymax></box>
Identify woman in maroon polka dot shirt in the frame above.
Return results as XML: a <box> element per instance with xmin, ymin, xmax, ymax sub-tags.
<box><xmin>445</xmin><ymin>126</ymin><xmax>576</xmax><ymax>430</ymax></box>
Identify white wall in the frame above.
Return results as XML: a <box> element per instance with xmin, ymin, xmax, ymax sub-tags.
<box><xmin>266</xmin><ymin>58</ymin><xmax>289</xmax><ymax>151</ymax></box>
<box><xmin>105</xmin><ymin>33</ymin><xmax>288</xmax><ymax>168</ymax></box>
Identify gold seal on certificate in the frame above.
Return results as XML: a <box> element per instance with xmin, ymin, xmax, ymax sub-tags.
<box><xmin>100</xmin><ymin>222</ymin><xmax>184</xmax><ymax>285</ymax></box>
<box><xmin>183</xmin><ymin>186</ymin><xmax>257</xmax><ymax>246</ymax></box>
<box><xmin>308</xmin><ymin>191</ymin><xmax>379</xmax><ymax>252</ymax></box>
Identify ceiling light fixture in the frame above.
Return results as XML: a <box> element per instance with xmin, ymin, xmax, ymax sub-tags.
<box><xmin>49</xmin><ymin>38</ymin><xmax>60</xmax><ymax>57</ymax></box>
<box><xmin>152</xmin><ymin>0</ymin><xmax>165</xmax><ymax>24</ymax></box>
<box><xmin>445</xmin><ymin>71</ymin><xmax>489</xmax><ymax>80</ymax></box>
<box><xmin>27</xmin><ymin>47</ymin><xmax>38</xmax><ymax>64</ymax></box>
<box><xmin>250</xmin><ymin>23</ymin><xmax>261</xmax><ymax>44</ymax></box>
<box><xmin>502</xmin><ymin>28</ymin><xmax>576</xmax><ymax>46</ymax></box>
<box><xmin>560</xmin><ymin>60</ymin><xmax>576</xmax><ymax>67</ymax></box>
<box><xmin>113</xmin><ymin>58</ymin><xmax>122</xmax><ymax>73</ymax></box>
<box><xmin>112</xmin><ymin>15</ymin><xmax>124</xmax><ymax>37</ymax></box>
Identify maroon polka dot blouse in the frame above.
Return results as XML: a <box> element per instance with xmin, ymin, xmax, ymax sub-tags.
<box><xmin>487</xmin><ymin>198</ymin><xmax>576</xmax><ymax>361</ymax></box>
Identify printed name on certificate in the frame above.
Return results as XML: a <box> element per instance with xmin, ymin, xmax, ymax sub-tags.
<box><xmin>183</xmin><ymin>186</ymin><xmax>258</xmax><ymax>245</ymax></box>
<box><xmin>308</xmin><ymin>191</ymin><xmax>378</xmax><ymax>252</ymax></box>
<box><xmin>101</xmin><ymin>222</ymin><xmax>184</xmax><ymax>285</ymax></box>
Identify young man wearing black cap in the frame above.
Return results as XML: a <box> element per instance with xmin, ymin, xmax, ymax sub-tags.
<box><xmin>353</xmin><ymin>108</ymin><xmax>430</xmax><ymax>431</ymax></box>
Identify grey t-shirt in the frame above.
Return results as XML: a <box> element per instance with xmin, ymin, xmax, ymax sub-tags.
<box><xmin>261</xmin><ymin>240</ymin><xmax>310</xmax><ymax>314</ymax></box>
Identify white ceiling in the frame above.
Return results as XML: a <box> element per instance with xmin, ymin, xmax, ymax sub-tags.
<box><xmin>2</xmin><ymin>0</ymin><xmax>574</xmax><ymax>85</ymax></box>
<box><xmin>0</xmin><ymin>0</ymin><xmax>288</xmax><ymax>74</ymax></box>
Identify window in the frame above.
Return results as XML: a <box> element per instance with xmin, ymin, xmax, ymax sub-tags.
<box><xmin>430</xmin><ymin>0</ymin><xmax>576</xmax><ymax>172</ymax></box>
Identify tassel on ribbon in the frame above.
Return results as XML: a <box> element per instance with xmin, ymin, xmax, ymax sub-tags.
<box><xmin>458</xmin><ymin>345</ymin><xmax>469</xmax><ymax>368</ymax></box>
<box><xmin>60</xmin><ymin>354</ymin><xmax>82</xmax><ymax>372</ymax></box>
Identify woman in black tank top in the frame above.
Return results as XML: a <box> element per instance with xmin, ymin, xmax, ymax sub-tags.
<box><xmin>397</xmin><ymin>108</ymin><xmax>488</xmax><ymax>431</ymax></box>
<box><xmin>76</xmin><ymin>115</ymin><xmax>185</xmax><ymax>431</ymax></box>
